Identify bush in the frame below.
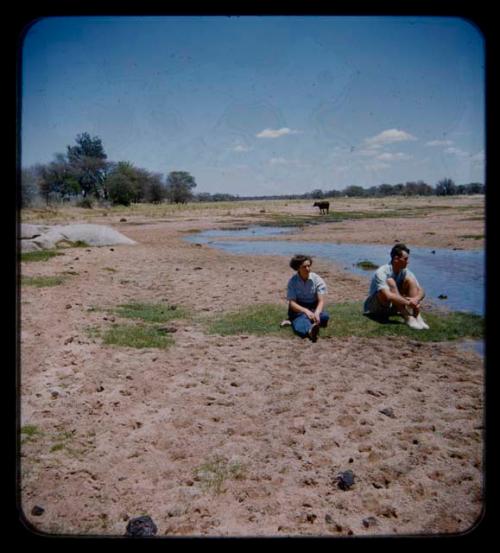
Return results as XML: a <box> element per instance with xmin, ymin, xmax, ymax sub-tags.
<box><xmin>77</xmin><ymin>197</ymin><xmax>94</xmax><ymax>209</ymax></box>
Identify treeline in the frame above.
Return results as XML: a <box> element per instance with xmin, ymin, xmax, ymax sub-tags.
<box><xmin>21</xmin><ymin>133</ymin><xmax>197</xmax><ymax>208</ymax></box>
<box><xmin>21</xmin><ymin>132</ymin><xmax>485</xmax><ymax>208</ymax></box>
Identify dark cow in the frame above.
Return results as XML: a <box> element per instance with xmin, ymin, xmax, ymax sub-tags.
<box><xmin>313</xmin><ymin>201</ymin><xmax>330</xmax><ymax>215</ymax></box>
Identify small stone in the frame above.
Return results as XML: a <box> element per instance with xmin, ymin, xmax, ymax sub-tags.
<box><xmin>336</xmin><ymin>470</ymin><xmax>355</xmax><ymax>491</ymax></box>
<box><xmin>362</xmin><ymin>516</ymin><xmax>377</xmax><ymax>528</ymax></box>
<box><xmin>31</xmin><ymin>505</ymin><xmax>45</xmax><ymax>516</ymax></box>
<box><xmin>125</xmin><ymin>515</ymin><xmax>158</xmax><ymax>537</ymax></box>
<box><xmin>379</xmin><ymin>407</ymin><xmax>395</xmax><ymax>418</ymax></box>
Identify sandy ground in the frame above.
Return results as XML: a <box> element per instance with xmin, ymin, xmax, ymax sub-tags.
<box><xmin>19</xmin><ymin>196</ymin><xmax>485</xmax><ymax>537</ymax></box>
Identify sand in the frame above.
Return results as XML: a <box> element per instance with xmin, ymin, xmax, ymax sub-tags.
<box><xmin>19</xmin><ymin>195</ymin><xmax>485</xmax><ymax>537</ymax></box>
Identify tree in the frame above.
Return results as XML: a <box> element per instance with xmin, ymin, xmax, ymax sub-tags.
<box><xmin>435</xmin><ymin>178</ymin><xmax>457</xmax><ymax>196</ymax></box>
<box><xmin>36</xmin><ymin>154</ymin><xmax>80</xmax><ymax>204</ymax></box>
<box><xmin>106</xmin><ymin>162</ymin><xmax>138</xmax><ymax>206</ymax></box>
<box><xmin>144</xmin><ymin>172</ymin><xmax>166</xmax><ymax>204</ymax></box>
<box><xmin>21</xmin><ymin>166</ymin><xmax>40</xmax><ymax>207</ymax></box>
<box><xmin>165</xmin><ymin>171</ymin><xmax>197</xmax><ymax>204</ymax></box>
<box><xmin>343</xmin><ymin>185</ymin><xmax>366</xmax><ymax>197</ymax></box>
<box><xmin>67</xmin><ymin>133</ymin><xmax>108</xmax><ymax>198</ymax></box>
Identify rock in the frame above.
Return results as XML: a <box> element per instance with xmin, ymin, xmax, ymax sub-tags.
<box><xmin>362</xmin><ymin>516</ymin><xmax>378</xmax><ymax>528</ymax></box>
<box><xmin>31</xmin><ymin>505</ymin><xmax>45</xmax><ymax>516</ymax></box>
<box><xmin>336</xmin><ymin>470</ymin><xmax>355</xmax><ymax>491</ymax></box>
<box><xmin>379</xmin><ymin>407</ymin><xmax>395</xmax><ymax>418</ymax></box>
<box><xmin>125</xmin><ymin>515</ymin><xmax>158</xmax><ymax>537</ymax></box>
<box><xmin>21</xmin><ymin>223</ymin><xmax>136</xmax><ymax>251</ymax></box>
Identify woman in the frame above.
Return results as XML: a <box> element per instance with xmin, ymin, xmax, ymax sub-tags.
<box><xmin>286</xmin><ymin>254</ymin><xmax>330</xmax><ymax>342</ymax></box>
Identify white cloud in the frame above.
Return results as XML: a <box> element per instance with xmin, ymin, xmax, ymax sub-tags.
<box><xmin>364</xmin><ymin>129</ymin><xmax>417</xmax><ymax>148</ymax></box>
<box><xmin>425</xmin><ymin>139</ymin><xmax>454</xmax><ymax>147</ymax></box>
<box><xmin>256</xmin><ymin>127</ymin><xmax>301</xmax><ymax>138</ymax></box>
<box><xmin>445</xmin><ymin>147</ymin><xmax>469</xmax><ymax>157</ymax></box>
<box><xmin>376</xmin><ymin>152</ymin><xmax>412</xmax><ymax>161</ymax></box>
<box><xmin>269</xmin><ymin>157</ymin><xmax>288</xmax><ymax>165</ymax></box>
<box><xmin>233</xmin><ymin>144</ymin><xmax>252</xmax><ymax>152</ymax></box>
<box><xmin>366</xmin><ymin>161</ymin><xmax>390</xmax><ymax>171</ymax></box>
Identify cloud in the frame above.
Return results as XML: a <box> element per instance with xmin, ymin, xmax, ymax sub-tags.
<box><xmin>376</xmin><ymin>152</ymin><xmax>412</xmax><ymax>161</ymax></box>
<box><xmin>364</xmin><ymin>129</ymin><xmax>417</xmax><ymax>148</ymax></box>
<box><xmin>233</xmin><ymin>144</ymin><xmax>252</xmax><ymax>152</ymax></box>
<box><xmin>445</xmin><ymin>147</ymin><xmax>469</xmax><ymax>157</ymax></box>
<box><xmin>269</xmin><ymin>157</ymin><xmax>288</xmax><ymax>165</ymax></box>
<box><xmin>426</xmin><ymin>139</ymin><xmax>454</xmax><ymax>147</ymax></box>
<box><xmin>366</xmin><ymin>161</ymin><xmax>390</xmax><ymax>171</ymax></box>
<box><xmin>256</xmin><ymin>127</ymin><xmax>301</xmax><ymax>138</ymax></box>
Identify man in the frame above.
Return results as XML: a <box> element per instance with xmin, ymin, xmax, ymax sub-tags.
<box><xmin>363</xmin><ymin>243</ymin><xmax>429</xmax><ymax>330</ymax></box>
<box><xmin>286</xmin><ymin>254</ymin><xmax>330</xmax><ymax>342</ymax></box>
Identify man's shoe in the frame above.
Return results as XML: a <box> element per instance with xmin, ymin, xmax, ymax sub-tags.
<box><xmin>416</xmin><ymin>314</ymin><xmax>429</xmax><ymax>329</ymax></box>
<box><xmin>309</xmin><ymin>323</ymin><xmax>320</xmax><ymax>342</ymax></box>
<box><xmin>405</xmin><ymin>315</ymin><xmax>423</xmax><ymax>330</ymax></box>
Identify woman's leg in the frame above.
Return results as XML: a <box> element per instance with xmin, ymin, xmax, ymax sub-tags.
<box><xmin>291</xmin><ymin>313</ymin><xmax>313</xmax><ymax>338</ymax></box>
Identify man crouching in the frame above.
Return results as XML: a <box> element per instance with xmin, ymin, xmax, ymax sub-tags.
<box><xmin>363</xmin><ymin>243</ymin><xmax>429</xmax><ymax>330</ymax></box>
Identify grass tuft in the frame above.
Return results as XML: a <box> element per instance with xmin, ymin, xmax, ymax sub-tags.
<box><xmin>114</xmin><ymin>302</ymin><xmax>187</xmax><ymax>323</ymax></box>
<box><xmin>355</xmin><ymin>260</ymin><xmax>378</xmax><ymax>270</ymax></box>
<box><xmin>21</xmin><ymin>250</ymin><xmax>64</xmax><ymax>262</ymax></box>
<box><xmin>194</xmin><ymin>456</ymin><xmax>246</xmax><ymax>494</ymax></box>
<box><xmin>102</xmin><ymin>323</ymin><xmax>175</xmax><ymax>349</ymax></box>
<box><xmin>21</xmin><ymin>275</ymin><xmax>67</xmax><ymax>287</ymax></box>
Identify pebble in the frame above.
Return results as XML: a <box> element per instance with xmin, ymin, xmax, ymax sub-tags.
<box><xmin>125</xmin><ymin>515</ymin><xmax>158</xmax><ymax>537</ymax></box>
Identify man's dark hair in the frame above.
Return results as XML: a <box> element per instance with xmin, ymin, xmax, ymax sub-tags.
<box><xmin>390</xmin><ymin>243</ymin><xmax>410</xmax><ymax>260</ymax></box>
<box><xmin>290</xmin><ymin>254</ymin><xmax>313</xmax><ymax>271</ymax></box>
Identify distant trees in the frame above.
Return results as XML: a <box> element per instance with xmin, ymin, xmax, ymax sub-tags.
<box><xmin>435</xmin><ymin>178</ymin><xmax>457</xmax><ymax>196</ymax></box>
<box><xmin>165</xmin><ymin>171</ymin><xmax>197</xmax><ymax>204</ymax></box>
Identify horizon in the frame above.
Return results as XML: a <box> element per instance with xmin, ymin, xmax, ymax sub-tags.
<box><xmin>21</xmin><ymin>15</ymin><xmax>485</xmax><ymax>196</ymax></box>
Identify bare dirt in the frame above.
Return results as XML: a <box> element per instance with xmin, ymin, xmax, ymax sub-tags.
<box><xmin>19</xmin><ymin>195</ymin><xmax>485</xmax><ymax>537</ymax></box>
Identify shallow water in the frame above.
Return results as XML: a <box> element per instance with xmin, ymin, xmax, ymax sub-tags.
<box><xmin>186</xmin><ymin>226</ymin><xmax>485</xmax><ymax>316</ymax></box>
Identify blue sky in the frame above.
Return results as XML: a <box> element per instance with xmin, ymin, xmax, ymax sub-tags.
<box><xmin>21</xmin><ymin>15</ymin><xmax>485</xmax><ymax>196</ymax></box>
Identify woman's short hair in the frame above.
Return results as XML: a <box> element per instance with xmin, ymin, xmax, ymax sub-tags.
<box><xmin>390</xmin><ymin>243</ymin><xmax>410</xmax><ymax>260</ymax></box>
<box><xmin>290</xmin><ymin>254</ymin><xmax>313</xmax><ymax>271</ymax></box>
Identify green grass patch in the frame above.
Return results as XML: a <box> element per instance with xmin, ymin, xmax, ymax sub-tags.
<box><xmin>102</xmin><ymin>323</ymin><xmax>175</xmax><ymax>349</ymax></box>
<box><xmin>21</xmin><ymin>275</ymin><xmax>67</xmax><ymax>287</ymax></box>
<box><xmin>114</xmin><ymin>302</ymin><xmax>187</xmax><ymax>323</ymax></box>
<box><xmin>459</xmin><ymin>234</ymin><xmax>484</xmax><ymax>240</ymax></box>
<box><xmin>355</xmin><ymin>260</ymin><xmax>378</xmax><ymax>270</ymax></box>
<box><xmin>21</xmin><ymin>425</ymin><xmax>42</xmax><ymax>438</ymax></box>
<box><xmin>205</xmin><ymin>303</ymin><xmax>286</xmax><ymax>336</ymax></box>
<box><xmin>21</xmin><ymin>250</ymin><xmax>64</xmax><ymax>262</ymax></box>
<box><xmin>204</xmin><ymin>302</ymin><xmax>484</xmax><ymax>342</ymax></box>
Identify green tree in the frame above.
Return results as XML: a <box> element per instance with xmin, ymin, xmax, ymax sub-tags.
<box><xmin>36</xmin><ymin>154</ymin><xmax>80</xmax><ymax>204</ymax></box>
<box><xmin>435</xmin><ymin>178</ymin><xmax>457</xmax><ymax>196</ymax></box>
<box><xmin>67</xmin><ymin>133</ymin><xmax>108</xmax><ymax>198</ymax></box>
<box><xmin>106</xmin><ymin>162</ymin><xmax>138</xmax><ymax>206</ymax></box>
<box><xmin>165</xmin><ymin>171</ymin><xmax>197</xmax><ymax>204</ymax></box>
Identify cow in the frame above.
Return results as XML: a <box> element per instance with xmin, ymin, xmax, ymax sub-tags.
<box><xmin>313</xmin><ymin>201</ymin><xmax>330</xmax><ymax>215</ymax></box>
